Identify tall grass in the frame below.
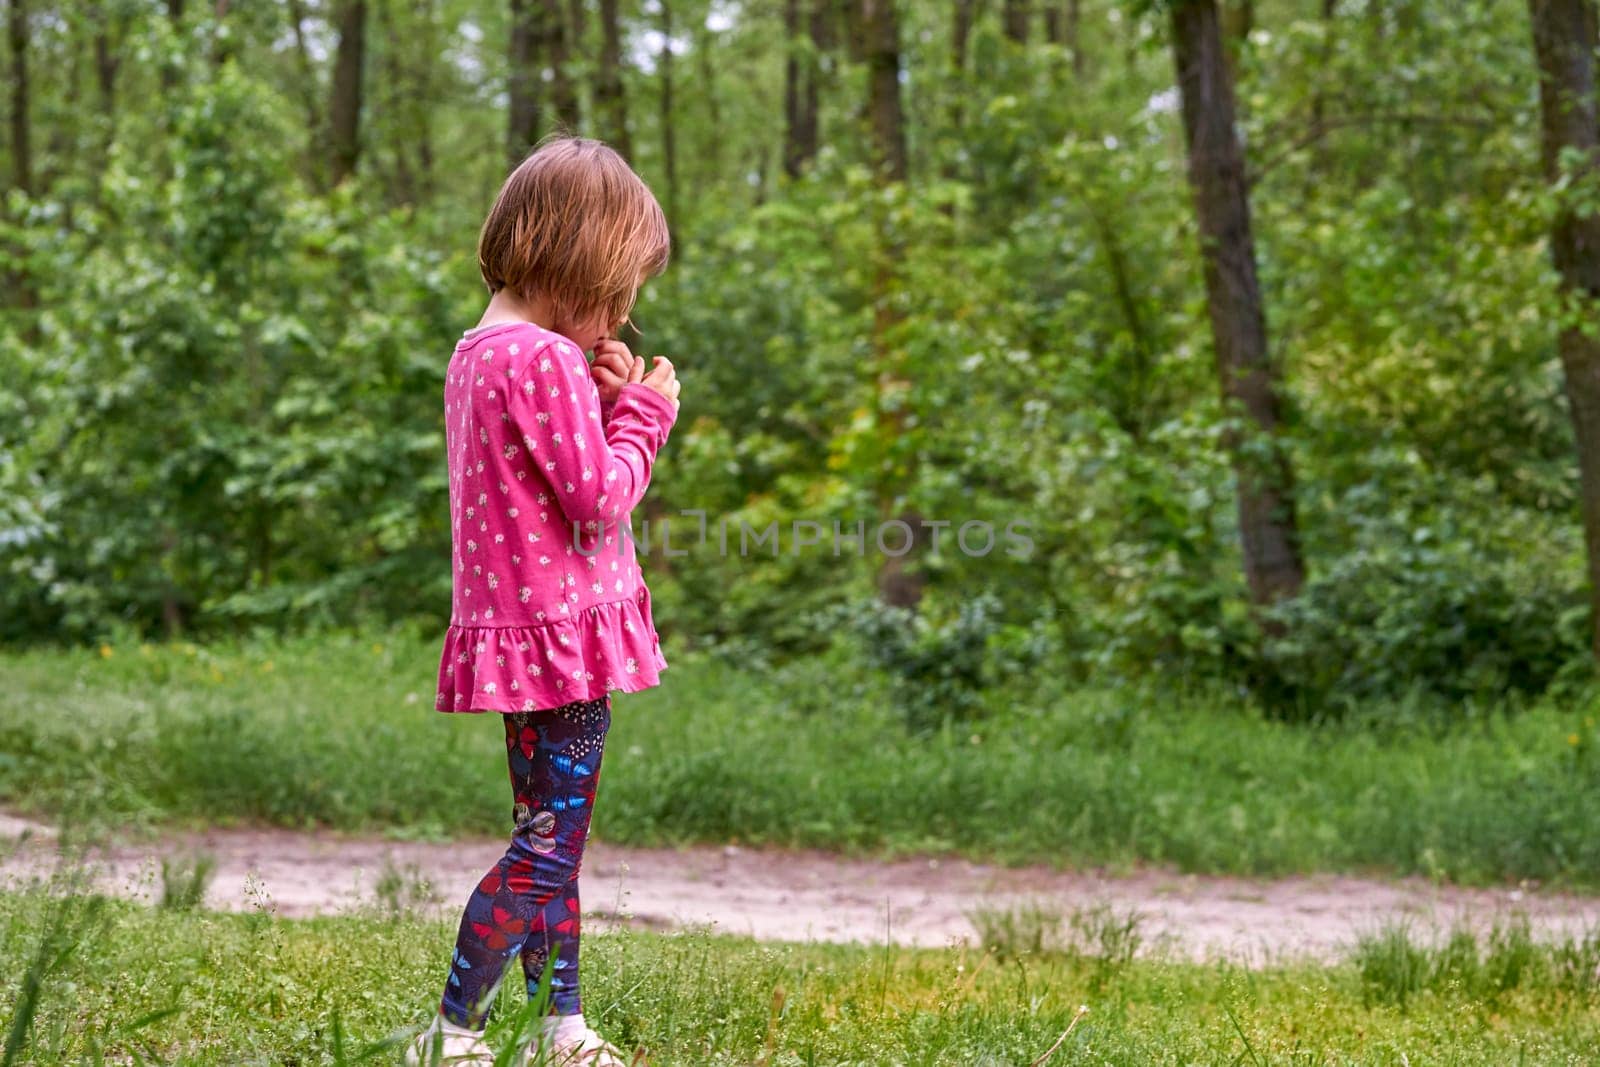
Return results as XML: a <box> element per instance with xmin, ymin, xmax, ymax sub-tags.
<box><xmin>3</xmin><ymin>881</ymin><xmax>1600</xmax><ymax>1064</ymax></box>
<box><xmin>1353</xmin><ymin>914</ymin><xmax>1600</xmax><ymax>1010</ymax></box>
<box><xmin>1</xmin><ymin>801</ymin><xmax>177</xmax><ymax>1065</ymax></box>
<box><xmin>159</xmin><ymin>851</ymin><xmax>216</xmax><ymax>912</ymax></box>
<box><xmin>0</xmin><ymin>805</ymin><xmax>572</xmax><ymax>1066</ymax></box>
<box><xmin>5</xmin><ymin>627</ymin><xmax>1600</xmax><ymax>884</ymax></box>
<box><xmin>969</xmin><ymin>901</ymin><xmax>1144</xmax><ymax>994</ymax></box>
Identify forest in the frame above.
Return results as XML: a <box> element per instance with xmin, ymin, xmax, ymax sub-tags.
<box><xmin>3</xmin><ymin>0</ymin><xmax>1600</xmax><ymax>724</ymax></box>
<box><xmin>9</xmin><ymin>4</ymin><xmax>1600</xmax><ymax>1061</ymax></box>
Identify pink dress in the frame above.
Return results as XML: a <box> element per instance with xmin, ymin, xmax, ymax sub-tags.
<box><xmin>434</xmin><ymin>319</ymin><xmax>679</xmax><ymax>713</ymax></box>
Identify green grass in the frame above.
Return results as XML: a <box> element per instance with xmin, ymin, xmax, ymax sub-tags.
<box><xmin>2</xmin><ymin>883</ymin><xmax>1599</xmax><ymax>1065</ymax></box>
<box><xmin>4</xmin><ymin>627</ymin><xmax>1600</xmax><ymax>886</ymax></box>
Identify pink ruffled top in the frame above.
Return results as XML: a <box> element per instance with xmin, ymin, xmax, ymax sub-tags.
<box><xmin>434</xmin><ymin>319</ymin><xmax>678</xmax><ymax>713</ymax></box>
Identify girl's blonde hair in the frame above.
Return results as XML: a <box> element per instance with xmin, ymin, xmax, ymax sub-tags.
<box><xmin>477</xmin><ymin>135</ymin><xmax>670</xmax><ymax>334</ymax></box>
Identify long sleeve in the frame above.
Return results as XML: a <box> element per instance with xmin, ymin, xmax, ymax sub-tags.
<box><xmin>505</xmin><ymin>331</ymin><xmax>677</xmax><ymax>530</ymax></box>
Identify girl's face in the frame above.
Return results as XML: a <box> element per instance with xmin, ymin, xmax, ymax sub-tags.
<box><xmin>561</xmin><ymin>272</ymin><xmax>646</xmax><ymax>353</ymax></box>
<box><xmin>559</xmin><ymin>311</ymin><xmax>619</xmax><ymax>355</ymax></box>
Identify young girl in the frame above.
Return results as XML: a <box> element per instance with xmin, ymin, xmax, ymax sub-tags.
<box><xmin>407</xmin><ymin>136</ymin><xmax>681</xmax><ymax>1067</ymax></box>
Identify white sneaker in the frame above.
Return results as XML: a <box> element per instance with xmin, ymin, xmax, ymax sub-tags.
<box><xmin>535</xmin><ymin>1025</ymin><xmax>641</xmax><ymax>1067</ymax></box>
<box><xmin>403</xmin><ymin>1013</ymin><xmax>511</xmax><ymax>1067</ymax></box>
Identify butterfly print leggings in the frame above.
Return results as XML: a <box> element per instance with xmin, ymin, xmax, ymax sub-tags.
<box><xmin>438</xmin><ymin>695</ymin><xmax>611</xmax><ymax>1028</ymax></box>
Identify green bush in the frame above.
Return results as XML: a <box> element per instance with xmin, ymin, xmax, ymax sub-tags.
<box><xmin>835</xmin><ymin>591</ymin><xmax>1047</xmax><ymax>733</ymax></box>
<box><xmin>1260</xmin><ymin>490</ymin><xmax>1587</xmax><ymax>718</ymax></box>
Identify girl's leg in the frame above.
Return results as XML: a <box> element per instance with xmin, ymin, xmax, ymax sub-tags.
<box><xmin>520</xmin><ymin>876</ymin><xmax>584</xmax><ymax>1014</ymax></box>
<box><xmin>436</xmin><ymin>695</ymin><xmax>610</xmax><ymax>1029</ymax></box>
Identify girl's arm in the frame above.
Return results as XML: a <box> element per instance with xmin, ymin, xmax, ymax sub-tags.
<box><xmin>506</xmin><ymin>332</ymin><xmax>677</xmax><ymax>528</ymax></box>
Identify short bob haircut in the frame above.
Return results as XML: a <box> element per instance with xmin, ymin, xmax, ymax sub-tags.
<box><xmin>477</xmin><ymin>135</ymin><xmax>670</xmax><ymax>336</ymax></box>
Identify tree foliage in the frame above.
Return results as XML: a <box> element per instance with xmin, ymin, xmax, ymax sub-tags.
<box><xmin>0</xmin><ymin>0</ymin><xmax>1592</xmax><ymax>716</ymax></box>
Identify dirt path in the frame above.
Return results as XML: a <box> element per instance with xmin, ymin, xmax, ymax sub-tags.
<box><xmin>3</xmin><ymin>811</ymin><xmax>1597</xmax><ymax>966</ymax></box>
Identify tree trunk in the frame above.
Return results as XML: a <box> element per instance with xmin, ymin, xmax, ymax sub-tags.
<box><xmin>1121</xmin><ymin>0</ymin><xmax>1138</xmax><ymax>75</ymax></box>
<box><xmin>1307</xmin><ymin>0</ymin><xmax>1337</xmax><ymax>183</ymax></box>
<box><xmin>839</xmin><ymin>0</ymin><xmax>863</xmax><ymax>62</ymax></box>
<box><xmin>1587</xmin><ymin>1</ymin><xmax>1600</xmax><ymax>45</ymax></box>
<box><xmin>1003</xmin><ymin>0</ymin><xmax>1027</xmax><ymax>43</ymax></box>
<box><xmin>751</xmin><ymin>142</ymin><xmax>771</xmax><ymax>205</ymax></box>
<box><xmin>283</xmin><ymin>0</ymin><xmax>323</xmax><ymax>183</ymax></box>
<box><xmin>567</xmin><ymin>0</ymin><xmax>586</xmax><ymax>77</ymax></box>
<box><xmin>9</xmin><ymin>0</ymin><xmax>31</xmax><ymax>195</ymax></box>
<box><xmin>784</xmin><ymin>0</ymin><xmax>801</xmax><ymax>174</ymax></box>
<box><xmin>1086</xmin><ymin>202</ymin><xmax>1156</xmax><ymax>440</ymax></box>
<box><xmin>508</xmin><ymin>0</ymin><xmax>541</xmax><ymax>165</ymax></box>
<box><xmin>1043</xmin><ymin>0</ymin><xmax>1082</xmax><ymax>81</ymax></box>
<box><xmin>861</xmin><ymin>0</ymin><xmax>917</xmax><ymax>607</ymax></box>
<box><xmin>161</xmin><ymin>0</ymin><xmax>184</xmax><ymax>90</ymax></box>
<box><xmin>1584</xmin><ymin>0</ymin><xmax>1599</xmax><ymax>119</ymax></box>
<box><xmin>551</xmin><ymin>0</ymin><xmax>578</xmax><ymax>130</ymax></box>
<box><xmin>375</xmin><ymin>0</ymin><xmax>415</xmax><ymax>203</ymax></box>
<box><xmin>799</xmin><ymin>0</ymin><xmax>819</xmax><ymax>163</ymax></box>
<box><xmin>869</xmin><ymin>203</ymin><xmax>922</xmax><ymax>612</ymax></box>
<box><xmin>93</xmin><ymin>12</ymin><xmax>120</xmax><ymax>123</ymax></box>
<box><xmin>1221</xmin><ymin>0</ymin><xmax>1252</xmax><ymax>41</ymax></box>
<box><xmin>47</xmin><ymin>20</ymin><xmax>81</xmax><ymax>174</ymax></box>
<box><xmin>1529</xmin><ymin>0</ymin><xmax>1600</xmax><ymax>663</ymax></box>
<box><xmin>952</xmin><ymin>0</ymin><xmax>975</xmax><ymax>70</ymax></box>
<box><xmin>286</xmin><ymin>3</ymin><xmax>320</xmax><ymax>131</ymax></box>
<box><xmin>1396</xmin><ymin>0</ymin><xmax>1420</xmax><ymax>35</ymax></box>
<box><xmin>1169</xmin><ymin>0</ymin><xmax>1306</xmax><ymax>614</ymax></box>
<box><xmin>862</xmin><ymin>0</ymin><xmax>907</xmax><ymax>182</ymax></box>
<box><xmin>213</xmin><ymin>0</ymin><xmax>233</xmax><ymax>66</ymax></box>
<box><xmin>595</xmin><ymin>0</ymin><xmax>630</xmax><ymax>155</ymax></box>
<box><xmin>659</xmin><ymin>0</ymin><xmax>679</xmax><ymax>224</ymax></box>
<box><xmin>328</xmin><ymin>0</ymin><xmax>367</xmax><ymax>184</ymax></box>
<box><xmin>160</xmin><ymin>526</ymin><xmax>187</xmax><ymax>639</ymax></box>
<box><xmin>1220</xmin><ymin>0</ymin><xmax>1252</xmax><ymax>87</ymax></box>
<box><xmin>695</xmin><ymin>19</ymin><xmax>721</xmax><ymax>177</ymax></box>
<box><xmin>948</xmin><ymin>0</ymin><xmax>975</xmax><ymax>157</ymax></box>
<box><xmin>412</xmin><ymin>0</ymin><xmax>438</xmax><ymax>197</ymax></box>
<box><xmin>804</xmin><ymin>0</ymin><xmax>831</xmax><ymax>162</ymax></box>
<box><xmin>783</xmin><ymin>0</ymin><xmax>820</xmax><ymax>177</ymax></box>
<box><xmin>1067</xmin><ymin>0</ymin><xmax>1083</xmax><ymax>77</ymax></box>
<box><xmin>5</xmin><ymin>0</ymin><xmax>35</xmax><ymax>322</ymax></box>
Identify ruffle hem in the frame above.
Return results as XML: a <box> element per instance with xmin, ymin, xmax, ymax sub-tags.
<box><xmin>434</xmin><ymin>591</ymin><xmax>668</xmax><ymax>713</ymax></box>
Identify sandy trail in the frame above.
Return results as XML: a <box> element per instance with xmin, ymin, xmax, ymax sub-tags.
<box><xmin>3</xmin><ymin>810</ymin><xmax>1597</xmax><ymax>966</ymax></box>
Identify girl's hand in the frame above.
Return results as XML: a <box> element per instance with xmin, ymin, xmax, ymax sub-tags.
<box><xmin>641</xmin><ymin>356</ymin><xmax>680</xmax><ymax>412</ymax></box>
<box><xmin>590</xmin><ymin>339</ymin><xmax>645</xmax><ymax>404</ymax></box>
<box><xmin>594</xmin><ymin>339</ymin><xmax>680</xmax><ymax>412</ymax></box>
